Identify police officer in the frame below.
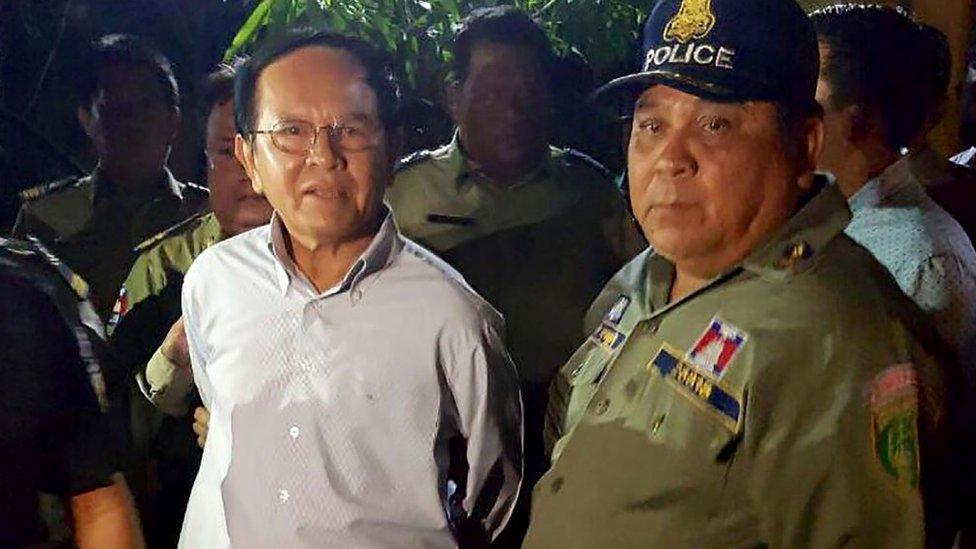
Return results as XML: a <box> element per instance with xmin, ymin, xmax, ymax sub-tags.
<box><xmin>0</xmin><ymin>236</ymin><xmax>143</xmax><ymax>547</ymax></box>
<box><xmin>387</xmin><ymin>6</ymin><xmax>643</xmax><ymax>494</ymax></box>
<box><xmin>107</xmin><ymin>61</ymin><xmax>273</xmax><ymax>549</ymax></box>
<box><xmin>12</xmin><ymin>34</ymin><xmax>207</xmax><ymax>321</ymax></box>
<box><xmin>527</xmin><ymin>0</ymin><xmax>946</xmax><ymax>546</ymax></box>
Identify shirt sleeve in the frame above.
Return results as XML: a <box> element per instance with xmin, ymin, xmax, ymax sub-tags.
<box><xmin>908</xmin><ymin>254</ymin><xmax>976</xmax><ymax>361</ymax></box>
<box><xmin>137</xmin><ymin>345</ymin><xmax>195</xmax><ymax>417</ymax></box>
<box><xmin>181</xmin><ymin>266</ymin><xmax>213</xmax><ymax>409</ymax></box>
<box><xmin>33</xmin><ymin>284</ymin><xmax>115</xmax><ymax>495</ymax></box>
<box><xmin>443</xmin><ymin>307</ymin><xmax>523</xmax><ymax>543</ymax></box>
<box><xmin>745</xmin><ymin>333</ymin><xmax>926</xmax><ymax>547</ymax></box>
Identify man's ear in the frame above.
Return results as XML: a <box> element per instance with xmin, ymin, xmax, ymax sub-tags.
<box><xmin>384</xmin><ymin>128</ymin><xmax>405</xmax><ymax>188</ymax></box>
<box><xmin>77</xmin><ymin>106</ymin><xmax>94</xmax><ymax>139</ymax></box>
<box><xmin>845</xmin><ymin>104</ymin><xmax>872</xmax><ymax>145</ymax></box>
<box><xmin>445</xmin><ymin>80</ymin><xmax>462</xmax><ymax>125</ymax></box>
<box><xmin>235</xmin><ymin>134</ymin><xmax>263</xmax><ymax>195</ymax></box>
<box><xmin>799</xmin><ymin>116</ymin><xmax>825</xmax><ymax>188</ymax></box>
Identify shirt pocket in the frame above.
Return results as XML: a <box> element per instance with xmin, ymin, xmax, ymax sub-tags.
<box><xmin>632</xmin><ymin>346</ymin><xmax>744</xmax><ymax>472</ymax></box>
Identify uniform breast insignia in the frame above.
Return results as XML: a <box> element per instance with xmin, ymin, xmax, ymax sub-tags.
<box><xmin>867</xmin><ymin>364</ymin><xmax>919</xmax><ymax>488</ymax></box>
<box><xmin>686</xmin><ymin>316</ymin><xmax>747</xmax><ymax>378</ymax></box>
<box><xmin>604</xmin><ymin>295</ymin><xmax>631</xmax><ymax>325</ymax></box>
<box><xmin>591</xmin><ymin>323</ymin><xmax>625</xmax><ymax>351</ymax></box>
<box><xmin>649</xmin><ymin>343</ymin><xmax>742</xmax><ymax>431</ymax></box>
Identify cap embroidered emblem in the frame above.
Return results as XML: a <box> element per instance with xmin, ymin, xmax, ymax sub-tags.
<box><xmin>663</xmin><ymin>0</ymin><xmax>716</xmax><ymax>43</ymax></box>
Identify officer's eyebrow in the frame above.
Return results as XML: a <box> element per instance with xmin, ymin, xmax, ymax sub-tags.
<box><xmin>633</xmin><ymin>98</ymin><xmax>660</xmax><ymax>114</ymax></box>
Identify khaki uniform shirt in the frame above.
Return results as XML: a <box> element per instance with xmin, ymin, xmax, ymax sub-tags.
<box><xmin>388</xmin><ymin>135</ymin><xmax>643</xmax><ymax>385</ymax></box>
<box><xmin>12</xmin><ymin>168</ymin><xmax>208</xmax><ymax>319</ymax></box>
<box><xmin>528</xmin><ymin>183</ymin><xmax>937</xmax><ymax>548</ymax></box>
<box><xmin>110</xmin><ymin>211</ymin><xmax>222</xmax><ymax>417</ymax></box>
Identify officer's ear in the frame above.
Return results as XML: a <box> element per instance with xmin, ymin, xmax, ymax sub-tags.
<box><xmin>798</xmin><ymin>116</ymin><xmax>825</xmax><ymax>189</ymax></box>
<box><xmin>445</xmin><ymin>80</ymin><xmax>462</xmax><ymax>125</ymax></box>
<box><xmin>845</xmin><ymin>104</ymin><xmax>873</xmax><ymax>145</ymax></box>
<box><xmin>235</xmin><ymin>134</ymin><xmax>263</xmax><ymax>196</ymax></box>
<box><xmin>384</xmin><ymin>127</ymin><xmax>404</xmax><ymax>185</ymax></box>
<box><xmin>77</xmin><ymin>106</ymin><xmax>95</xmax><ymax>139</ymax></box>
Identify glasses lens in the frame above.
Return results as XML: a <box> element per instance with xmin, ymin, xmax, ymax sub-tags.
<box><xmin>333</xmin><ymin>122</ymin><xmax>380</xmax><ymax>152</ymax></box>
<box><xmin>271</xmin><ymin>121</ymin><xmax>315</xmax><ymax>154</ymax></box>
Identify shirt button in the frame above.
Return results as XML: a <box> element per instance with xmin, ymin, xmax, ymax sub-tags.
<box><xmin>352</xmin><ymin>288</ymin><xmax>364</xmax><ymax>302</ymax></box>
<box><xmin>278</xmin><ymin>489</ymin><xmax>290</xmax><ymax>503</ymax></box>
<box><xmin>550</xmin><ymin>477</ymin><xmax>564</xmax><ymax>494</ymax></box>
<box><xmin>594</xmin><ymin>398</ymin><xmax>610</xmax><ymax>415</ymax></box>
<box><xmin>289</xmin><ymin>426</ymin><xmax>300</xmax><ymax>439</ymax></box>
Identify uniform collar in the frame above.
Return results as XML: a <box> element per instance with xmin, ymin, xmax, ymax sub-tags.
<box><xmin>741</xmin><ymin>175</ymin><xmax>851</xmax><ymax>279</ymax></box>
<box><xmin>641</xmin><ymin>175</ymin><xmax>850</xmax><ymax>315</ymax></box>
<box><xmin>449</xmin><ymin>130</ymin><xmax>553</xmax><ymax>189</ymax></box>
<box><xmin>266</xmin><ymin>206</ymin><xmax>401</xmax><ymax>300</ymax></box>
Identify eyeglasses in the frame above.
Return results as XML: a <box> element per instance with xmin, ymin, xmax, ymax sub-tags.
<box><xmin>252</xmin><ymin>119</ymin><xmax>383</xmax><ymax>155</ymax></box>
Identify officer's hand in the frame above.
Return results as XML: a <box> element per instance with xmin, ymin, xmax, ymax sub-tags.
<box><xmin>193</xmin><ymin>406</ymin><xmax>209</xmax><ymax>449</ymax></box>
<box><xmin>161</xmin><ymin>317</ymin><xmax>190</xmax><ymax>370</ymax></box>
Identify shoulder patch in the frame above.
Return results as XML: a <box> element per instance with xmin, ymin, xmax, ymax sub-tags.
<box><xmin>561</xmin><ymin>148</ymin><xmax>612</xmax><ymax>178</ymax></box>
<box><xmin>134</xmin><ymin>210</ymin><xmax>212</xmax><ymax>254</ymax></box>
<box><xmin>867</xmin><ymin>364</ymin><xmax>920</xmax><ymax>489</ymax></box>
<box><xmin>17</xmin><ymin>176</ymin><xmax>82</xmax><ymax>202</ymax></box>
<box><xmin>393</xmin><ymin>149</ymin><xmax>434</xmax><ymax>174</ymax></box>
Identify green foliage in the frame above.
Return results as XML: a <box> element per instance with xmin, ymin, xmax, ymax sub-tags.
<box><xmin>223</xmin><ymin>0</ymin><xmax>644</xmax><ymax>101</ymax></box>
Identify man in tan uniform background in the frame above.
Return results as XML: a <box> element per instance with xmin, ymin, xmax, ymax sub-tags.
<box><xmin>387</xmin><ymin>9</ymin><xmax>643</xmax><ymax>506</ymax></box>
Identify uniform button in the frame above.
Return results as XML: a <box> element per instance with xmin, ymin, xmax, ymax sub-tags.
<box><xmin>278</xmin><ymin>489</ymin><xmax>290</xmax><ymax>503</ymax></box>
<box><xmin>289</xmin><ymin>426</ymin><xmax>300</xmax><ymax>439</ymax></box>
<box><xmin>550</xmin><ymin>477</ymin><xmax>564</xmax><ymax>494</ymax></box>
<box><xmin>645</xmin><ymin>320</ymin><xmax>660</xmax><ymax>334</ymax></box>
<box><xmin>594</xmin><ymin>398</ymin><xmax>610</xmax><ymax>415</ymax></box>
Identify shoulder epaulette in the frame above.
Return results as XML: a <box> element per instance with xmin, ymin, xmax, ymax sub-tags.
<box><xmin>133</xmin><ymin>209</ymin><xmax>212</xmax><ymax>254</ymax></box>
<box><xmin>182</xmin><ymin>181</ymin><xmax>210</xmax><ymax>196</ymax></box>
<box><xmin>393</xmin><ymin>150</ymin><xmax>434</xmax><ymax>174</ymax></box>
<box><xmin>0</xmin><ymin>236</ymin><xmax>37</xmax><ymax>258</ymax></box>
<box><xmin>17</xmin><ymin>176</ymin><xmax>82</xmax><ymax>203</ymax></box>
<box><xmin>561</xmin><ymin>148</ymin><xmax>613</xmax><ymax>178</ymax></box>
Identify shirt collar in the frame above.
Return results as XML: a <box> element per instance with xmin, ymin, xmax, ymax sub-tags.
<box><xmin>266</xmin><ymin>206</ymin><xmax>401</xmax><ymax>298</ymax></box>
<box><xmin>449</xmin><ymin>130</ymin><xmax>553</xmax><ymax>189</ymax></box>
<box><xmin>742</xmin><ymin>175</ymin><xmax>851</xmax><ymax>279</ymax></box>
<box><xmin>849</xmin><ymin>155</ymin><xmax>921</xmax><ymax>213</ymax></box>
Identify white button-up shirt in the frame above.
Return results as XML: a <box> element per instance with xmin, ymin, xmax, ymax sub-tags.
<box><xmin>179</xmin><ymin>211</ymin><xmax>522</xmax><ymax>548</ymax></box>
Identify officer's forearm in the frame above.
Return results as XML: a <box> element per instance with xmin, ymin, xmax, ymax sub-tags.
<box><xmin>69</xmin><ymin>473</ymin><xmax>145</xmax><ymax>549</ymax></box>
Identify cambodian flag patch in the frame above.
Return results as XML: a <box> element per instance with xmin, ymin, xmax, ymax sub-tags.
<box><xmin>686</xmin><ymin>316</ymin><xmax>748</xmax><ymax>379</ymax></box>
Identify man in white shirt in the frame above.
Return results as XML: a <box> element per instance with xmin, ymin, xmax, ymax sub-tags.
<box><xmin>179</xmin><ymin>30</ymin><xmax>522</xmax><ymax>548</ymax></box>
